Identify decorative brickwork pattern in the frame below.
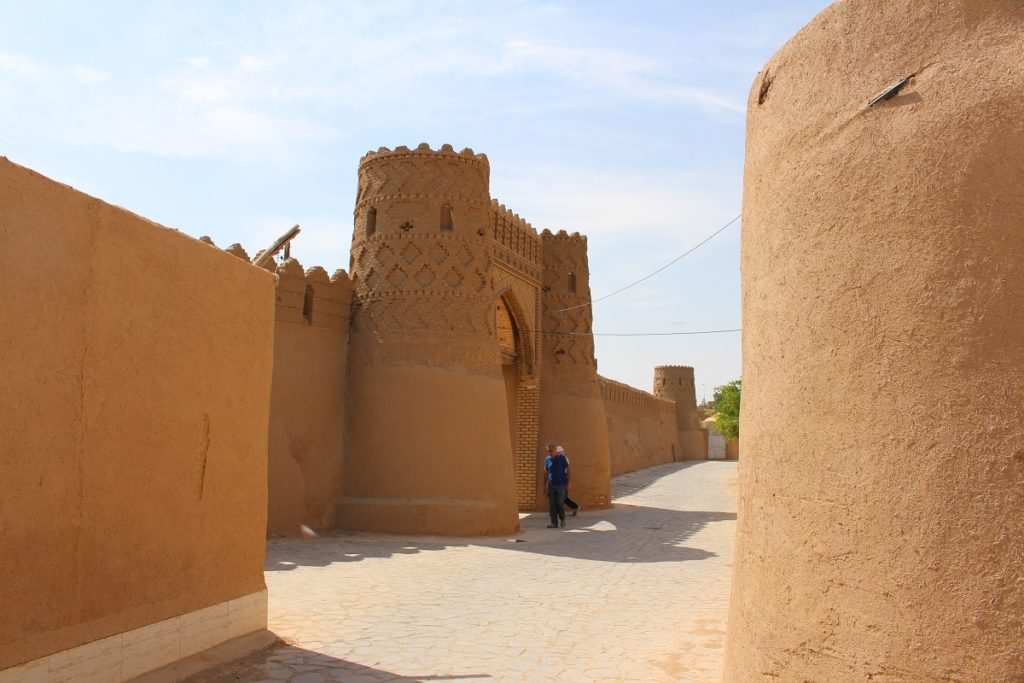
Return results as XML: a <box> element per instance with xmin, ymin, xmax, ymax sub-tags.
<box><xmin>491</xmin><ymin>199</ymin><xmax>543</xmax><ymax>282</ymax></box>
<box><xmin>540</xmin><ymin>229</ymin><xmax>597</xmax><ymax>378</ymax></box>
<box><xmin>494</xmin><ymin>264</ymin><xmax>542</xmax><ymax>509</ymax></box>
<box><xmin>350</xmin><ymin>145</ymin><xmax>500</xmax><ymax>375</ymax></box>
<box><xmin>513</xmin><ymin>372</ymin><xmax>541</xmax><ymax>509</ymax></box>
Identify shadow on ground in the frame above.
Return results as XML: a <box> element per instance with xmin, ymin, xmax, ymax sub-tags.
<box><xmin>266</xmin><ymin>460</ymin><xmax>736</xmax><ymax>571</ymax></box>
<box><xmin>611</xmin><ymin>460</ymin><xmax>725</xmax><ymax>499</ymax></box>
<box><xmin>510</xmin><ymin>505</ymin><xmax>735</xmax><ymax>563</ymax></box>
<box><xmin>267</xmin><ymin>507</ymin><xmax>734</xmax><ymax>569</ymax></box>
<box><xmin>184</xmin><ymin>641</ymin><xmax>492</xmax><ymax>682</ymax></box>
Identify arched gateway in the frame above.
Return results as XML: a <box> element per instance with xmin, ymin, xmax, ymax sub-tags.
<box><xmin>493</xmin><ymin>285</ymin><xmax>542</xmax><ymax>510</ymax></box>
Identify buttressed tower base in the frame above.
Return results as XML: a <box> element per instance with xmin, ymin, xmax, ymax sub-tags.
<box><xmin>726</xmin><ymin>1</ymin><xmax>1024</xmax><ymax>680</ymax></box>
<box><xmin>338</xmin><ymin>145</ymin><xmax>519</xmax><ymax>536</ymax></box>
<box><xmin>539</xmin><ymin>230</ymin><xmax>612</xmax><ymax>509</ymax></box>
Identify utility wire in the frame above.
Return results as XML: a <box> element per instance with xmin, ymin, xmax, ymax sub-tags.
<box><xmin>553</xmin><ymin>213</ymin><xmax>742</xmax><ymax>313</ymax></box>
<box><xmin>497</xmin><ymin>326</ymin><xmax>740</xmax><ymax>337</ymax></box>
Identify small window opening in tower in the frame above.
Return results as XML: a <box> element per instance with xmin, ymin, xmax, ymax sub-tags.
<box><xmin>302</xmin><ymin>285</ymin><xmax>314</xmax><ymax>324</ymax></box>
<box><xmin>568</xmin><ymin>272</ymin><xmax>577</xmax><ymax>293</ymax></box>
<box><xmin>366</xmin><ymin>207</ymin><xmax>377</xmax><ymax>237</ymax></box>
<box><xmin>441</xmin><ymin>204</ymin><xmax>454</xmax><ymax>231</ymax></box>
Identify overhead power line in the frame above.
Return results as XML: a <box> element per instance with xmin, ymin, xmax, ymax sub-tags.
<box><xmin>565</xmin><ymin>328</ymin><xmax>740</xmax><ymax>337</ymax></box>
<box><xmin>497</xmin><ymin>326</ymin><xmax>740</xmax><ymax>338</ymax></box>
<box><xmin>553</xmin><ymin>213</ymin><xmax>742</xmax><ymax>314</ymax></box>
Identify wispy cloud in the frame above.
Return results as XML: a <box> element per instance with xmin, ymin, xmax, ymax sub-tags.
<box><xmin>498</xmin><ymin>40</ymin><xmax>743</xmax><ymax>113</ymax></box>
<box><xmin>0</xmin><ymin>51</ymin><xmax>109</xmax><ymax>84</ymax></box>
<box><xmin>496</xmin><ymin>164</ymin><xmax>741</xmax><ymax>243</ymax></box>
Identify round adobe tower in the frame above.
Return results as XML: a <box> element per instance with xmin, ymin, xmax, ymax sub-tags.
<box><xmin>653</xmin><ymin>365</ymin><xmax>707</xmax><ymax>459</ymax></box>
<box><xmin>539</xmin><ymin>229</ymin><xmax>611</xmax><ymax>509</ymax></box>
<box><xmin>726</xmin><ymin>1</ymin><xmax>1024</xmax><ymax>680</ymax></box>
<box><xmin>339</xmin><ymin>144</ymin><xmax>518</xmax><ymax>535</ymax></box>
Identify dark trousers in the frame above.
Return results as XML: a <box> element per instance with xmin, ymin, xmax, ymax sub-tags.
<box><xmin>564</xmin><ymin>494</ymin><xmax>579</xmax><ymax>511</ymax></box>
<box><xmin>548</xmin><ymin>484</ymin><xmax>567</xmax><ymax>525</ymax></box>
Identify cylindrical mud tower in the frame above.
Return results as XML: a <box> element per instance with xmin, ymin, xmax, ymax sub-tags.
<box><xmin>726</xmin><ymin>2</ymin><xmax>1024</xmax><ymax>680</ymax></box>
<box><xmin>539</xmin><ymin>230</ymin><xmax>612</xmax><ymax>509</ymax></box>
<box><xmin>337</xmin><ymin>144</ymin><xmax>519</xmax><ymax>535</ymax></box>
<box><xmin>653</xmin><ymin>365</ymin><xmax>707</xmax><ymax>460</ymax></box>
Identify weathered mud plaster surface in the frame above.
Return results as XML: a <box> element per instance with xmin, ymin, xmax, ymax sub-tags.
<box><xmin>265</xmin><ymin>258</ymin><xmax>353</xmax><ymax>536</ymax></box>
<box><xmin>0</xmin><ymin>159</ymin><xmax>275</xmax><ymax>670</ymax></box>
<box><xmin>725</xmin><ymin>1</ymin><xmax>1024</xmax><ymax>680</ymax></box>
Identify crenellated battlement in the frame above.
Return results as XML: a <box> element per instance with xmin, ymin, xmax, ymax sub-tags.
<box><xmin>359</xmin><ymin>142</ymin><xmax>489</xmax><ymax>168</ymax></box>
<box><xmin>274</xmin><ymin>258</ymin><xmax>353</xmax><ymax>329</ymax></box>
<box><xmin>490</xmin><ymin>198</ymin><xmax>542</xmax><ymax>277</ymax></box>
<box><xmin>653</xmin><ymin>365</ymin><xmax>696</xmax><ymax>396</ymax></box>
<box><xmin>599</xmin><ymin>375</ymin><xmax>676</xmax><ymax>414</ymax></box>
<box><xmin>490</xmin><ymin>198</ymin><xmax>536</xmax><ymax>234</ymax></box>
<box><xmin>354</xmin><ymin>143</ymin><xmax>492</xmax><ymax>241</ymax></box>
<box><xmin>199</xmin><ymin>235</ymin><xmax>351</xmax><ymax>329</ymax></box>
<box><xmin>541</xmin><ymin>228</ymin><xmax>587</xmax><ymax>243</ymax></box>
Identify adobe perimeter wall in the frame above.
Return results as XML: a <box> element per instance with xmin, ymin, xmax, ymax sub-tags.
<box><xmin>725</xmin><ymin>1</ymin><xmax>1024</xmax><ymax>680</ymax></box>
<box><xmin>263</xmin><ymin>258</ymin><xmax>353</xmax><ymax>536</ymax></box>
<box><xmin>599</xmin><ymin>376</ymin><xmax>680</xmax><ymax>477</ymax></box>
<box><xmin>0</xmin><ymin>159</ymin><xmax>274</xmax><ymax>672</ymax></box>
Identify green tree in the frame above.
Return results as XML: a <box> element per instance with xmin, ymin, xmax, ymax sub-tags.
<box><xmin>713</xmin><ymin>379</ymin><xmax>741</xmax><ymax>441</ymax></box>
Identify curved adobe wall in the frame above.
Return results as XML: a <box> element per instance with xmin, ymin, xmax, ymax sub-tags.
<box><xmin>339</xmin><ymin>144</ymin><xmax>519</xmax><ymax>535</ymax></box>
<box><xmin>653</xmin><ymin>365</ymin><xmax>707</xmax><ymax>460</ymax></box>
<box><xmin>726</xmin><ymin>1</ymin><xmax>1024</xmax><ymax>680</ymax></box>
<box><xmin>539</xmin><ymin>230</ymin><xmax>612</xmax><ymax>509</ymax></box>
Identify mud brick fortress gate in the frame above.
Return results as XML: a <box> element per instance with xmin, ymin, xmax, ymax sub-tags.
<box><xmin>256</xmin><ymin>143</ymin><xmax>709</xmax><ymax>537</ymax></box>
<box><xmin>328</xmin><ymin>143</ymin><xmax>690</xmax><ymax>535</ymax></box>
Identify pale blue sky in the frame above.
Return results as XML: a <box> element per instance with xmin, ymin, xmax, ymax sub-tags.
<box><xmin>0</xmin><ymin>1</ymin><xmax>831</xmax><ymax>397</ymax></box>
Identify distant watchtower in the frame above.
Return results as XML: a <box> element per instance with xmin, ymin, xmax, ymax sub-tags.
<box><xmin>653</xmin><ymin>365</ymin><xmax>707</xmax><ymax>460</ymax></box>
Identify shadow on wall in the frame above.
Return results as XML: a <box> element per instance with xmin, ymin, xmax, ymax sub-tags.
<box><xmin>182</xmin><ymin>642</ymin><xmax>491</xmax><ymax>682</ymax></box>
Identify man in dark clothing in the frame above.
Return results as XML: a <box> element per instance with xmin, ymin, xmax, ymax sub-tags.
<box><xmin>545</xmin><ymin>444</ymin><xmax>571</xmax><ymax>528</ymax></box>
<box><xmin>544</xmin><ymin>444</ymin><xmax>580</xmax><ymax>516</ymax></box>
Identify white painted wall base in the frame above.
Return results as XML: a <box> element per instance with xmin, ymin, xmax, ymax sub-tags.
<box><xmin>0</xmin><ymin>589</ymin><xmax>268</xmax><ymax>683</ymax></box>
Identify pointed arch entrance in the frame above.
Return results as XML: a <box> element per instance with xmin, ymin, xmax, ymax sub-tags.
<box><xmin>494</xmin><ymin>289</ymin><xmax>541</xmax><ymax>510</ymax></box>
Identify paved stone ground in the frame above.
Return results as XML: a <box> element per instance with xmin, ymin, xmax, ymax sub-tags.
<box><xmin>189</xmin><ymin>461</ymin><xmax>738</xmax><ymax>683</ymax></box>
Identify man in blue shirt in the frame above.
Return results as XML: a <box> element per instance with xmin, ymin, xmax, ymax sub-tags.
<box><xmin>544</xmin><ymin>444</ymin><xmax>571</xmax><ymax>528</ymax></box>
<box><xmin>544</xmin><ymin>445</ymin><xmax>580</xmax><ymax>517</ymax></box>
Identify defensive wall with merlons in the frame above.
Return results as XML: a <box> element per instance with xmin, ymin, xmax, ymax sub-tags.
<box><xmin>252</xmin><ymin>143</ymin><xmax>710</xmax><ymax>536</ymax></box>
